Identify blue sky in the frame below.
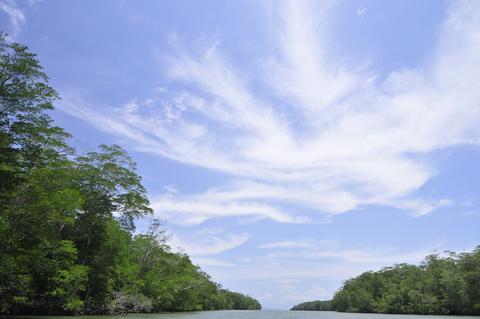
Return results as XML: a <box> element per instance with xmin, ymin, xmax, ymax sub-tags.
<box><xmin>2</xmin><ymin>0</ymin><xmax>480</xmax><ymax>309</ymax></box>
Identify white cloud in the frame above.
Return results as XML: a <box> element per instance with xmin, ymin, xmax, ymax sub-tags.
<box><xmin>251</xmin><ymin>241</ymin><xmax>439</xmax><ymax>267</ymax></box>
<box><xmin>356</xmin><ymin>6</ymin><xmax>366</xmax><ymax>17</ymax></box>
<box><xmin>26</xmin><ymin>0</ymin><xmax>43</xmax><ymax>5</ymax></box>
<box><xmin>168</xmin><ymin>227</ymin><xmax>249</xmax><ymax>256</ymax></box>
<box><xmin>151</xmin><ymin>195</ymin><xmax>309</xmax><ymax>225</ymax></box>
<box><xmin>163</xmin><ymin>184</ymin><xmax>178</xmax><ymax>194</ymax></box>
<box><xmin>0</xmin><ymin>0</ymin><xmax>25</xmax><ymax>39</ymax></box>
<box><xmin>258</xmin><ymin>240</ymin><xmax>317</xmax><ymax>250</ymax></box>
<box><xmin>59</xmin><ymin>0</ymin><xmax>480</xmax><ymax>224</ymax></box>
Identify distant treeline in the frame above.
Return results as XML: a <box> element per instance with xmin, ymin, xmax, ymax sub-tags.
<box><xmin>0</xmin><ymin>33</ymin><xmax>261</xmax><ymax>315</ymax></box>
<box><xmin>291</xmin><ymin>247</ymin><xmax>480</xmax><ymax>315</ymax></box>
<box><xmin>291</xmin><ymin>300</ymin><xmax>332</xmax><ymax>311</ymax></box>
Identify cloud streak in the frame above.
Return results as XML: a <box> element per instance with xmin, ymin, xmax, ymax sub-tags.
<box><xmin>0</xmin><ymin>0</ymin><xmax>25</xmax><ymax>39</ymax></box>
<box><xmin>59</xmin><ymin>0</ymin><xmax>480</xmax><ymax>224</ymax></box>
<box><xmin>167</xmin><ymin>227</ymin><xmax>248</xmax><ymax>268</ymax></box>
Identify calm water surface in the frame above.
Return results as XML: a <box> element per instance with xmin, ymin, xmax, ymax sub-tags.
<box><xmin>17</xmin><ymin>311</ymin><xmax>480</xmax><ymax>319</ymax></box>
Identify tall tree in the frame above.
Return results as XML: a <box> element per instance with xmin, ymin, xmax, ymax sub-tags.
<box><xmin>0</xmin><ymin>33</ymin><xmax>261</xmax><ymax>315</ymax></box>
<box><xmin>0</xmin><ymin>32</ymin><xmax>75</xmax><ymax>314</ymax></box>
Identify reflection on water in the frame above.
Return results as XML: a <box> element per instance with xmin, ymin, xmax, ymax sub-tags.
<box><xmin>12</xmin><ymin>311</ymin><xmax>480</xmax><ymax>319</ymax></box>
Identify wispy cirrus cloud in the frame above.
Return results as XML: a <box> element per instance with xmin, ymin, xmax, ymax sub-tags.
<box><xmin>258</xmin><ymin>240</ymin><xmax>317</xmax><ymax>250</ymax></box>
<box><xmin>60</xmin><ymin>0</ymin><xmax>480</xmax><ymax>224</ymax></box>
<box><xmin>169</xmin><ymin>227</ymin><xmax>249</xmax><ymax>257</ymax></box>
<box><xmin>0</xmin><ymin>0</ymin><xmax>25</xmax><ymax>39</ymax></box>
<box><xmin>152</xmin><ymin>196</ymin><xmax>309</xmax><ymax>226</ymax></box>
<box><xmin>167</xmin><ymin>227</ymin><xmax>248</xmax><ymax>268</ymax></box>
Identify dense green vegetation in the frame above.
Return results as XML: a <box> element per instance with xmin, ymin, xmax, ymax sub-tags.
<box><xmin>0</xmin><ymin>34</ymin><xmax>260</xmax><ymax>315</ymax></box>
<box><xmin>291</xmin><ymin>300</ymin><xmax>332</xmax><ymax>311</ymax></box>
<box><xmin>291</xmin><ymin>247</ymin><xmax>480</xmax><ymax>315</ymax></box>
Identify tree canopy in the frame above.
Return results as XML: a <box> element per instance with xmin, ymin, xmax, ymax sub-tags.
<box><xmin>0</xmin><ymin>33</ymin><xmax>260</xmax><ymax>315</ymax></box>
<box><xmin>291</xmin><ymin>300</ymin><xmax>333</xmax><ymax>311</ymax></box>
<box><xmin>291</xmin><ymin>247</ymin><xmax>480</xmax><ymax>315</ymax></box>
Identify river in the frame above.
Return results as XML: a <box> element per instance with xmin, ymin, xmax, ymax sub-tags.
<box><xmin>15</xmin><ymin>311</ymin><xmax>480</xmax><ymax>319</ymax></box>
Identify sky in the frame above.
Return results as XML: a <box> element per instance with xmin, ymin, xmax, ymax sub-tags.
<box><xmin>1</xmin><ymin>0</ymin><xmax>480</xmax><ymax>310</ymax></box>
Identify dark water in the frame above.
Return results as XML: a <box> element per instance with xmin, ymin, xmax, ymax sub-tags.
<box><xmin>14</xmin><ymin>311</ymin><xmax>480</xmax><ymax>319</ymax></box>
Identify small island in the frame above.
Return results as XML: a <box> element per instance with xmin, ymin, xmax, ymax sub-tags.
<box><xmin>291</xmin><ymin>247</ymin><xmax>480</xmax><ymax>315</ymax></box>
